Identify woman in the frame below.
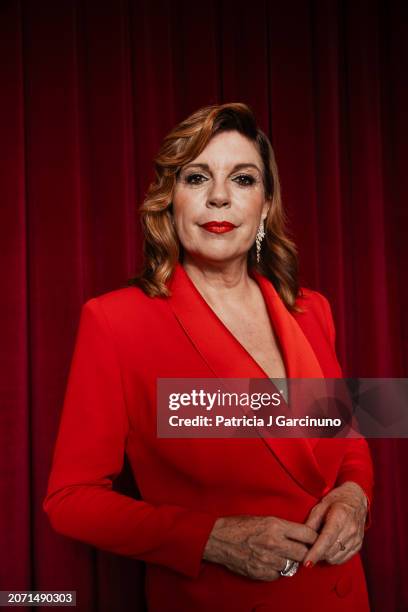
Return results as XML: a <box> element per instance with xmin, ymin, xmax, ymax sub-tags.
<box><xmin>43</xmin><ymin>103</ymin><xmax>374</xmax><ymax>611</ymax></box>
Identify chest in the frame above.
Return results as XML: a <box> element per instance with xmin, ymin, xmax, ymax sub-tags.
<box><xmin>209</xmin><ymin>302</ymin><xmax>287</xmax><ymax>379</ymax></box>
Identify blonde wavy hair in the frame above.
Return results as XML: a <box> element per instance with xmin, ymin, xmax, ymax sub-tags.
<box><xmin>127</xmin><ymin>102</ymin><xmax>303</xmax><ymax>312</ymax></box>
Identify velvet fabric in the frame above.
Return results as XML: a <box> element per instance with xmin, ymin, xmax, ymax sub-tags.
<box><xmin>1</xmin><ymin>1</ymin><xmax>407</xmax><ymax>610</ymax></box>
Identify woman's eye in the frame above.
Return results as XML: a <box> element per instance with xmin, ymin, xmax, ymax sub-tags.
<box><xmin>183</xmin><ymin>173</ymin><xmax>256</xmax><ymax>186</ymax></box>
<box><xmin>185</xmin><ymin>173</ymin><xmax>208</xmax><ymax>185</ymax></box>
<box><xmin>233</xmin><ymin>174</ymin><xmax>256</xmax><ymax>186</ymax></box>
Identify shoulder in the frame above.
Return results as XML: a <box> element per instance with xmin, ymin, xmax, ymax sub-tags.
<box><xmin>294</xmin><ymin>286</ymin><xmax>336</xmax><ymax>344</ymax></box>
<box><xmin>92</xmin><ymin>285</ymin><xmax>154</xmax><ymax>308</ymax></box>
<box><xmin>80</xmin><ymin>285</ymin><xmax>169</xmax><ymax>330</ymax></box>
<box><xmin>88</xmin><ymin>283</ymin><xmax>164</xmax><ymax>308</ymax></box>
<box><xmin>296</xmin><ymin>286</ymin><xmax>332</xmax><ymax>318</ymax></box>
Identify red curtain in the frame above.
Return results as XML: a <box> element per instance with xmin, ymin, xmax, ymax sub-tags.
<box><xmin>1</xmin><ymin>0</ymin><xmax>407</xmax><ymax>610</ymax></box>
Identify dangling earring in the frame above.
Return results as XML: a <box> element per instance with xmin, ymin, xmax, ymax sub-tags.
<box><xmin>255</xmin><ymin>219</ymin><xmax>266</xmax><ymax>263</ymax></box>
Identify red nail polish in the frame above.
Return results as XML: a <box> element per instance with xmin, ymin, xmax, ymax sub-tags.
<box><xmin>304</xmin><ymin>560</ymin><xmax>314</xmax><ymax>568</ymax></box>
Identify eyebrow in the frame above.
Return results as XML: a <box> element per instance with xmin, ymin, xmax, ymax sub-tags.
<box><xmin>181</xmin><ymin>162</ymin><xmax>262</xmax><ymax>173</ymax></box>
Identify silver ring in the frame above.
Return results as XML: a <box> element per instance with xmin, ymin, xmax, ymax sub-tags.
<box><xmin>280</xmin><ymin>559</ymin><xmax>299</xmax><ymax>577</ymax></box>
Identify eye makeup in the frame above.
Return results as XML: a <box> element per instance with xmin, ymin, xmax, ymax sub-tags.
<box><xmin>182</xmin><ymin>172</ymin><xmax>259</xmax><ymax>187</ymax></box>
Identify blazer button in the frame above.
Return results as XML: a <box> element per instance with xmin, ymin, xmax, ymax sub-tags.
<box><xmin>334</xmin><ymin>575</ymin><xmax>353</xmax><ymax>598</ymax></box>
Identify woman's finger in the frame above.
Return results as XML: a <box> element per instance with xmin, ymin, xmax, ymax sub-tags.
<box><xmin>302</xmin><ymin>507</ymin><xmax>345</xmax><ymax>566</ymax></box>
<box><xmin>247</xmin><ymin>520</ymin><xmax>317</xmax><ymax>555</ymax></box>
<box><xmin>277</xmin><ymin>539</ymin><xmax>310</xmax><ymax>563</ymax></box>
<box><xmin>250</xmin><ymin>547</ymin><xmax>289</xmax><ymax>572</ymax></box>
<box><xmin>246</xmin><ymin>550</ymin><xmax>283</xmax><ymax>580</ymax></box>
<box><xmin>250</xmin><ymin>538</ymin><xmax>309</xmax><ymax>564</ymax></box>
<box><xmin>324</xmin><ymin>540</ymin><xmax>360</xmax><ymax>565</ymax></box>
<box><xmin>324</xmin><ymin>512</ymin><xmax>365</xmax><ymax>563</ymax></box>
<box><xmin>324</xmin><ymin>532</ymin><xmax>353</xmax><ymax>562</ymax></box>
<box><xmin>282</xmin><ymin>520</ymin><xmax>319</xmax><ymax>546</ymax></box>
<box><xmin>324</xmin><ymin>528</ymin><xmax>363</xmax><ymax>564</ymax></box>
<box><xmin>303</xmin><ymin>500</ymin><xmax>329</xmax><ymax>532</ymax></box>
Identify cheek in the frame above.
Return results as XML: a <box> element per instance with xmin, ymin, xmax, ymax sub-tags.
<box><xmin>238</xmin><ymin>188</ymin><xmax>264</xmax><ymax>208</ymax></box>
<box><xmin>173</xmin><ymin>190</ymin><xmax>204</xmax><ymax>226</ymax></box>
<box><xmin>173</xmin><ymin>186</ymin><xmax>201</xmax><ymax>209</ymax></box>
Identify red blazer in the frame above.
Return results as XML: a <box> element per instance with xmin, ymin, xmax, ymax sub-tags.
<box><xmin>43</xmin><ymin>262</ymin><xmax>374</xmax><ymax>612</ymax></box>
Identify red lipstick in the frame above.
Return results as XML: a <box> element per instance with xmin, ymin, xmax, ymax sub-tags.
<box><xmin>200</xmin><ymin>221</ymin><xmax>237</xmax><ymax>234</ymax></box>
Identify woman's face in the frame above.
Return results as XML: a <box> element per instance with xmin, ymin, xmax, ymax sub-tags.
<box><xmin>172</xmin><ymin>130</ymin><xmax>270</xmax><ymax>266</ymax></box>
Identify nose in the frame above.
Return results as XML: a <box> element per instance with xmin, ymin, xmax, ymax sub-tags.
<box><xmin>206</xmin><ymin>178</ymin><xmax>230</xmax><ymax>208</ymax></box>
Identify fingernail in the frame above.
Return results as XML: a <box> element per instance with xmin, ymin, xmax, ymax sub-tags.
<box><xmin>304</xmin><ymin>560</ymin><xmax>314</xmax><ymax>569</ymax></box>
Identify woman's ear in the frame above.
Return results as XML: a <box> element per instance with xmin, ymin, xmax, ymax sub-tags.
<box><xmin>262</xmin><ymin>199</ymin><xmax>272</xmax><ymax>221</ymax></box>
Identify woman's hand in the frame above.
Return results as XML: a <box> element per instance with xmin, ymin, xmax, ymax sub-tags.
<box><xmin>203</xmin><ymin>515</ymin><xmax>318</xmax><ymax>581</ymax></box>
<box><xmin>302</xmin><ymin>481</ymin><xmax>368</xmax><ymax>567</ymax></box>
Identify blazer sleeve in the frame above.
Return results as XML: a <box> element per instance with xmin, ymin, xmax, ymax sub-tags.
<box><xmin>318</xmin><ymin>292</ymin><xmax>374</xmax><ymax>530</ymax></box>
<box><xmin>42</xmin><ymin>298</ymin><xmax>218</xmax><ymax>579</ymax></box>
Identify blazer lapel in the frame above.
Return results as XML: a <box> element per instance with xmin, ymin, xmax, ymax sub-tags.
<box><xmin>166</xmin><ymin>262</ymin><xmax>329</xmax><ymax>499</ymax></box>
